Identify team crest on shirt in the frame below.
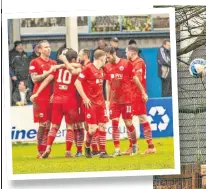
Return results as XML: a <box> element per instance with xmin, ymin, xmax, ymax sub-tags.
<box><xmin>119</xmin><ymin>66</ymin><xmax>124</xmax><ymax>71</ymax></box>
<box><xmin>87</xmin><ymin>114</ymin><xmax>91</xmax><ymax>119</ymax></box>
<box><xmin>39</xmin><ymin>113</ymin><xmax>44</xmax><ymax>117</ymax></box>
<box><xmin>29</xmin><ymin>66</ymin><xmax>35</xmax><ymax>70</ymax></box>
<box><xmin>79</xmin><ymin>73</ymin><xmax>85</xmax><ymax>78</ymax></box>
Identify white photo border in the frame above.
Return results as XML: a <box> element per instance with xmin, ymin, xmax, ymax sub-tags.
<box><xmin>2</xmin><ymin>7</ymin><xmax>180</xmax><ymax>180</ymax></box>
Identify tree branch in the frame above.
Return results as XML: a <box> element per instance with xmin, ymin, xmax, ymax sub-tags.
<box><xmin>176</xmin><ymin>7</ymin><xmax>206</xmax><ymax>27</ymax></box>
<box><xmin>177</xmin><ymin>38</ymin><xmax>206</xmax><ymax>56</ymax></box>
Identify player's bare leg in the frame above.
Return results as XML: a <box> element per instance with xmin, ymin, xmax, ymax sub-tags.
<box><xmin>139</xmin><ymin>115</ymin><xmax>156</xmax><ymax>154</ymax></box>
<box><xmin>122</xmin><ymin>116</ymin><xmax>139</xmax><ymax>155</ymax></box>
<box><xmin>98</xmin><ymin>123</ymin><xmax>113</xmax><ymax>158</ymax></box>
<box><xmin>122</xmin><ymin>128</ymin><xmax>133</xmax><ymax>155</ymax></box>
<box><xmin>111</xmin><ymin>118</ymin><xmax>121</xmax><ymax>156</ymax></box>
<box><xmin>85</xmin><ymin>124</ymin><xmax>98</xmax><ymax>158</ymax></box>
<box><xmin>74</xmin><ymin>122</ymin><xmax>84</xmax><ymax>157</ymax></box>
<box><xmin>65</xmin><ymin>123</ymin><xmax>74</xmax><ymax>158</ymax></box>
<box><xmin>41</xmin><ymin>124</ymin><xmax>60</xmax><ymax>158</ymax></box>
<box><xmin>124</xmin><ymin>119</ymin><xmax>138</xmax><ymax>156</ymax></box>
<box><xmin>36</xmin><ymin>122</ymin><xmax>47</xmax><ymax>158</ymax></box>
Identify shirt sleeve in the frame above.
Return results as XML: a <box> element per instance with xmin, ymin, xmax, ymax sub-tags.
<box><xmin>77</xmin><ymin>66</ymin><xmax>89</xmax><ymax>82</ymax></box>
<box><xmin>133</xmin><ymin>61</ymin><xmax>143</xmax><ymax>79</ymax></box>
<box><xmin>29</xmin><ymin>60</ymin><xmax>39</xmax><ymax>75</ymax></box>
<box><xmin>50</xmin><ymin>70</ymin><xmax>57</xmax><ymax>77</ymax></box>
<box><xmin>128</xmin><ymin>62</ymin><xmax>136</xmax><ymax>78</ymax></box>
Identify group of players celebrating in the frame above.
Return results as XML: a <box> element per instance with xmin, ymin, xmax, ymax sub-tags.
<box><xmin>29</xmin><ymin>40</ymin><xmax>156</xmax><ymax>159</ymax></box>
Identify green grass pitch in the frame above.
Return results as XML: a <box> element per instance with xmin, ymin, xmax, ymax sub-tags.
<box><xmin>12</xmin><ymin>137</ymin><xmax>174</xmax><ymax>174</ymax></box>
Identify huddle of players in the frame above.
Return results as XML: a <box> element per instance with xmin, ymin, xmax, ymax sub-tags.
<box><xmin>30</xmin><ymin>40</ymin><xmax>156</xmax><ymax>159</ymax></box>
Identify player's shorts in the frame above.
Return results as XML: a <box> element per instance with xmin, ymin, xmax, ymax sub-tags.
<box><xmin>109</xmin><ymin>103</ymin><xmax>133</xmax><ymax>120</ymax></box>
<box><xmin>85</xmin><ymin>104</ymin><xmax>108</xmax><ymax>124</ymax></box>
<box><xmin>51</xmin><ymin>100</ymin><xmax>79</xmax><ymax>125</ymax></box>
<box><xmin>77</xmin><ymin>99</ymin><xmax>85</xmax><ymax>122</ymax></box>
<box><xmin>33</xmin><ymin>100</ymin><xmax>52</xmax><ymax>123</ymax></box>
<box><xmin>132</xmin><ymin>100</ymin><xmax>147</xmax><ymax>116</ymax></box>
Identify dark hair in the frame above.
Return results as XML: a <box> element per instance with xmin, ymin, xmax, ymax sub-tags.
<box><xmin>14</xmin><ymin>40</ymin><xmax>22</xmax><ymax>48</ymax></box>
<box><xmin>104</xmin><ymin>46</ymin><xmax>116</xmax><ymax>54</ymax></box>
<box><xmin>127</xmin><ymin>44</ymin><xmax>139</xmax><ymax>53</ymax></box>
<box><xmin>93</xmin><ymin>50</ymin><xmax>105</xmax><ymax>60</ymax></box>
<box><xmin>128</xmin><ymin>39</ymin><xmax>136</xmax><ymax>45</ymax></box>
<box><xmin>65</xmin><ymin>50</ymin><xmax>77</xmax><ymax>62</ymax></box>
<box><xmin>163</xmin><ymin>40</ymin><xmax>170</xmax><ymax>45</ymax></box>
<box><xmin>56</xmin><ymin>44</ymin><xmax>66</xmax><ymax>58</ymax></box>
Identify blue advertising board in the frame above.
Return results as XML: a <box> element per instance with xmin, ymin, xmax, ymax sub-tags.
<box><xmin>140</xmin><ymin>97</ymin><xmax>173</xmax><ymax>138</ymax></box>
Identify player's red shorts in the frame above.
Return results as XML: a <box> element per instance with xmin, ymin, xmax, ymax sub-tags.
<box><xmin>33</xmin><ymin>100</ymin><xmax>52</xmax><ymax>123</ymax></box>
<box><xmin>132</xmin><ymin>100</ymin><xmax>147</xmax><ymax>116</ymax></box>
<box><xmin>85</xmin><ymin>104</ymin><xmax>108</xmax><ymax>124</ymax></box>
<box><xmin>77</xmin><ymin>98</ymin><xmax>85</xmax><ymax>122</ymax></box>
<box><xmin>51</xmin><ymin>100</ymin><xmax>79</xmax><ymax>125</ymax></box>
<box><xmin>109</xmin><ymin>103</ymin><xmax>133</xmax><ymax>120</ymax></box>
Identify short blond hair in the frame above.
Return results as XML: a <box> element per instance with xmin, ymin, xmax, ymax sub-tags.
<box><xmin>94</xmin><ymin>50</ymin><xmax>105</xmax><ymax>60</ymax></box>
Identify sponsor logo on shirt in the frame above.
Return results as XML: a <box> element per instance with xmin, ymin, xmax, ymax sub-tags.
<box><xmin>29</xmin><ymin>66</ymin><xmax>35</xmax><ymax>70</ymax></box>
<box><xmin>96</xmin><ymin>79</ymin><xmax>103</xmax><ymax>84</ymax></box>
<box><xmin>115</xmin><ymin>73</ymin><xmax>123</xmax><ymax>79</ymax></box>
<box><xmin>110</xmin><ymin>73</ymin><xmax>123</xmax><ymax>79</ymax></box>
<box><xmin>79</xmin><ymin>73</ymin><xmax>85</xmax><ymax>78</ymax></box>
<box><xmin>59</xmin><ymin>85</ymin><xmax>68</xmax><ymax>90</ymax></box>
<box><xmin>136</xmin><ymin>69</ymin><xmax>142</xmax><ymax>73</ymax></box>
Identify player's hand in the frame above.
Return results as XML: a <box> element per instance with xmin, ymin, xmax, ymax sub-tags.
<box><xmin>58</xmin><ymin>54</ymin><xmax>67</xmax><ymax>62</ymax></box>
<box><xmin>12</xmin><ymin>76</ymin><xmax>17</xmax><ymax>81</ymax></box>
<box><xmin>106</xmin><ymin>101</ymin><xmax>110</xmax><ymax>109</ymax></box>
<box><xmin>142</xmin><ymin>92</ymin><xmax>148</xmax><ymax>103</ymax></box>
<box><xmin>49</xmin><ymin>94</ymin><xmax>54</xmax><ymax>103</ymax></box>
<box><xmin>16</xmin><ymin>101</ymin><xmax>21</xmax><ymax>106</ymax></box>
<box><xmin>30</xmin><ymin>94</ymin><xmax>38</xmax><ymax>103</ymax></box>
<box><xmin>83</xmin><ymin>97</ymin><xmax>92</xmax><ymax>108</ymax></box>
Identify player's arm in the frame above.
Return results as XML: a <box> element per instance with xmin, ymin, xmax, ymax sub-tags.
<box><xmin>70</xmin><ymin>63</ymin><xmax>81</xmax><ymax>68</ymax></box>
<box><xmin>58</xmin><ymin>54</ymin><xmax>77</xmax><ymax>71</ymax></box>
<box><xmin>129</xmin><ymin>62</ymin><xmax>148</xmax><ymax>102</ymax></box>
<box><xmin>74</xmin><ymin>79</ymin><xmax>92</xmax><ymax>108</ymax></box>
<box><xmin>74</xmin><ymin>70</ymin><xmax>92</xmax><ymax>108</ymax></box>
<box><xmin>104</xmin><ymin>66</ymin><xmax>111</xmax><ymax>106</ymax></box>
<box><xmin>70</xmin><ymin>68</ymin><xmax>82</xmax><ymax>75</ymax></box>
<box><xmin>30</xmin><ymin>74</ymin><xmax>54</xmax><ymax>102</ymax></box>
<box><xmin>133</xmin><ymin>76</ymin><xmax>148</xmax><ymax>102</ymax></box>
<box><xmin>105</xmin><ymin>80</ymin><xmax>110</xmax><ymax>106</ymax></box>
<box><xmin>30</xmin><ymin>66</ymin><xmax>54</xmax><ymax>83</ymax></box>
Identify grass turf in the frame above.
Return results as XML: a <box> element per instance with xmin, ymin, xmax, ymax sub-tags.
<box><xmin>12</xmin><ymin>137</ymin><xmax>174</xmax><ymax>174</ymax></box>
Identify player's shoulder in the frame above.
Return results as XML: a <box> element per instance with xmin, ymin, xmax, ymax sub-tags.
<box><xmin>30</xmin><ymin>57</ymin><xmax>41</xmax><ymax>64</ymax></box>
<box><xmin>104</xmin><ymin>62</ymin><xmax>112</xmax><ymax>69</ymax></box>
<box><xmin>50</xmin><ymin>59</ymin><xmax>57</xmax><ymax>65</ymax></box>
<box><xmin>120</xmin><ymin>58</ymin><xmax>130</xmax><ymax>65</ymax></box>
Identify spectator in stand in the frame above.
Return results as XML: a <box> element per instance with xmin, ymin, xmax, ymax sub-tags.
<box><xmin>9</xmin><ymin>41</ymin><xmax>30</xmax><ymax>93</ymax></box>
<box><xmin>12</xmin><ymin>81</ymin><xmax>32</xmax><ymax>106</ymax></box>
<box><xmin>28</xmin><ymin>43</ymin><xmax>40</xmax><ymax>92</ymax></box>
<box><xmin>91</xmin><ymin>39</ymin><xmax>107</xmax><ymax>61</ymax></box>
<box><xmin>110</xmin><ymin>37</ymin><xmax>126</xmax><ymax>58</ymax></box>
<box><xmin>157</xmin><ymin>40</ymin><xmax>171</xmax><ymax>97</ymax></box>
<box><xmin>29</xmin><ymin>43</ymin><xmax>40</xmax><ymax>60</ymax></box>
